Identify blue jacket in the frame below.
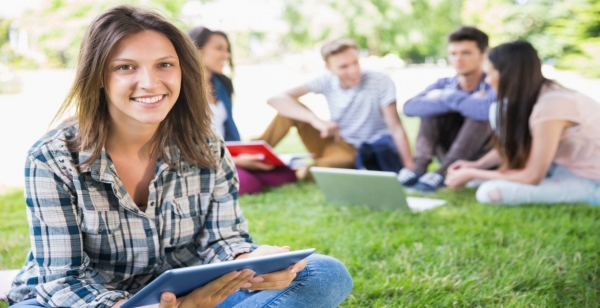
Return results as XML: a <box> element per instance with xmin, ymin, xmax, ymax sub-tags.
<box><xmin>403</xmin><ymin>75</ymin><xmax>496</xmax><ymax>121</ymax></box>
<box><xmin>212</xmin><ymin>73</ymin><xmax>241</xmax><ymax>141</ymax></box>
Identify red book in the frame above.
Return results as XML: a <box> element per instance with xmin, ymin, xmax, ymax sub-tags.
<box><xmin>225</xmin><ymin>141</ymin><xmax>313</xmax><ymax>167</ymax></box>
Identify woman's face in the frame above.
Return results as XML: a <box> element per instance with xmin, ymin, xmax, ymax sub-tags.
<box><xmin>483</xmin><ymin>58</ymin><xmax>500</xmax><ymax>93</ymax></box>
<box><xmin>104</xmin><ymin>30</ymin><xmax>181</xmax><ymax>130</ymax></box>
<box><xmin>200</xmin><ymin>34</ymin><xmax>230</xmax><ymax>74</ymax></box>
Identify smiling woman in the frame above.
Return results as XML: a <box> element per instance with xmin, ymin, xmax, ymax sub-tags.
<box><xmin>6</xmin><ymin>5</ymin><xmax>352</xmax><ymax>308</ymax></box>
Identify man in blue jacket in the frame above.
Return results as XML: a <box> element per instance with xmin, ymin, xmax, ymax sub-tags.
<box><xmin>400</xmin><ymin>26</ymin><xmax>494</xmax><ymax>192</ymax></box>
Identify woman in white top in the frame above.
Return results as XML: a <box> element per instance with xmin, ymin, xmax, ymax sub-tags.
<box><xmin>445</xmin><ymin>40</ymin><xmax>600</xmax><ymax>205</ymax></box>
<box><xmin>188</xmin><ymin>27</ymin><xmax>297</xmax><ymax>195</ymax></box>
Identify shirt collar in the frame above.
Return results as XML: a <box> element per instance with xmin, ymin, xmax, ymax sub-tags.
<box><xmin>331</xmin><ymin>71</ymin><xmax>362</xmax><ymax>92</ymax></box>
<box><xmin>78</xmin><ymin>137</ymin><xmax>190</xmax><ymax>183</ymax></box>
<box><xmin>448</xmin><ymin>74</ymin><xmax>488</xmax><ymax>93</ymax></box>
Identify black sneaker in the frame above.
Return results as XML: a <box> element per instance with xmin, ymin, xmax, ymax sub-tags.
<box><xmin>397</xmin><ymin>168</ymin><xmax>420</xmax><ymax>187</ymax></box>
<box><xmin>411</xmin><ymin>172</ymin><xmax>445</xmax><ymax>193</ymax></box>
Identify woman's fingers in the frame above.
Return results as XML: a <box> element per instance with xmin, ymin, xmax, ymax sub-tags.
<box><xmin>158</xmin><ymin>292</ymin><xmax>178</xmax><ymax>308</ymax></box>
<box><xmin>192</xmin><ymin>270</ymin><xmax>241</xmax><ymax>298</ymax></box>
<box><xmin>253</xmin><ymin>161</ymin><xmax>276</xmax><ymax>171</ymax></box>
<box><xmin>247</xmin><ymin>269</ymin><xmax>296</xmax><ymax>290</ymax></box>
<box><xmin>448</xmin><ymin>160</ymin><xmax>464</xmax><ymax>171</ymax></box>
<box><xmin>290</xmin><ymin>258</ymin><xmax>308</xmax><ymax>274</ymax></box>
<box><xmin>212</xmin><ymin>269</ymin><xmax>255</xmax><ymax>298</ymax></box>
<box><xmin>247</xmin><ymin>245</ymin><xmax>290</xmax><ymax>258</ymax></box>
<box><xmin>247</xmin><ymin>258</ymin><xmax>306</xmax><ymax>291</ymax></box>
<box><xmin>175</xmin><ymin>270</ymin><xmax>252</xmax><ymax>308</ymax></box>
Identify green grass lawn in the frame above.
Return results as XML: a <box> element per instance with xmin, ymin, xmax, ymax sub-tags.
<box><xmin>2</xmin><ymin>182</ymin><xmax>599</xmax><ymax>307</ymax></box>
<box><xmin>2</xmin><ymin>117</ymin><xmax>599</xmax><ymax>307</ymax></box>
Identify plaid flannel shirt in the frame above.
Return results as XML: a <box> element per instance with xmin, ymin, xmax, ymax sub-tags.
<box><xmin>7</xmin><ymin>122</ymin><xmax>257</xmax><ymax>307</ymax></box>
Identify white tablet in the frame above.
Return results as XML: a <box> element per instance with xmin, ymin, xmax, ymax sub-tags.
<box><xmin>121</xmin><ymin>248</ymin><xmax>316</xmax><ymax>308</ymax></box>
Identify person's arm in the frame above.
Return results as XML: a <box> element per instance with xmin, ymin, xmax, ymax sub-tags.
<box><xmin>402</xmin><ymin>79</ymin><xmax>452</xmax><ymax>118</ymax></box>
<box><xmin>197</xmin><ymin>138</ymin><xmax>259</xmax><ymax>264</ymax></box>
<box><xmin>381</xmin><ymin>102</ymin><xmax>414</xmax><ymax>170</ymax></box>
<box><xmin>267</xmin><ymin>85</ymin><xmax>339</xmax><ymax>139</ymax></box>
<box><xmin>448</xmin><ymin>148</ymin><xmax>501</xmax><ymax>172</ymax></box>
<box><xmin>445</xmin><ymin>120</ymin><xmax>568</xmax><ymax>187</ymax></box>
<box><xmin>266</xmin><ymin>85</ymin><xmax>313</xmax><ymax>123</ymax></box>
<box><xmin>472</xmin><ymin>148</ymin><xmax>501</xmax><ymax>169</ymax></box>
<box><xmin>441</xmin><ymin>89</ymin><xmax>497</xmax><ymax>121</ymax></box>
<box><xmin>23</xmin><ymin>155</ymin><xmax>129</xmax><ymax>308</ymax></box>
<box><xmin>234</xmin><ymin>245</ymin><xmax>308</xmax><ymax>291</ymax></box>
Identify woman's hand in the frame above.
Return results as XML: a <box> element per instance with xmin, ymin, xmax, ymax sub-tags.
<box><xmin>447</xmin><ymin>159</ymin><xmax>478</xmax><ymax>172</ymax></box>
<box><xmin>239</xmin><ymin>245</ymin><xmax>308</xmax><ymax>291</ymax></box>
<box><xmin>158</xmin><ymin>269</ymin><xmax>255</xmax><ymax>308</ymax></box>
<box><xmin>445</xmin><ymin>168</ymin><xmax>476</xmax><ymax>188</ymax></box>
<box><xmin>232</xmin><ymin>154</ymin><xmax>275</xmax><ymax>171</ymax></box>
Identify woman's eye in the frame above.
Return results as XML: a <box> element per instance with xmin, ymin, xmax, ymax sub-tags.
<box><xmin>116</xmin><ymin>65</ymin><xmax>134</xmax><ymax>70</ymax></box>
<box><xmin>159</xmin><ymin>62</ymin><xmax>174</xmax><ymax>68</ymax></box>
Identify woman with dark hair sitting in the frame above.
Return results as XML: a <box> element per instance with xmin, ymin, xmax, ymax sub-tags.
<box><xmin>445</xmin><ymin>40</ymin><xmax>600</xmax><ymax>205</ymax></box>
<box><xmin>7</xmin><ymin>6</ymin><xmax>352</xmax><ymax>307</ymax></box>
<box><xmin>187</xmin><ymin>27</ymin><xmax>297</xmax><ymax>195</ymax></box>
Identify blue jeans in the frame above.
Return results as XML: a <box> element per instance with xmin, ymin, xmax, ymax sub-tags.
<box><xmin>476</xmin><ymin>165</ymin><xmax>600</xmax><ymax>205</ymax></box>
<box><xmin>11</xmin><ymin>254</ymin><xmax>353</xmax><ymax>308</ymax></box>
<box><xmin>355</xmin><ymin>134</ymin><xmax>403</xmax><ymax>172</ymax></box>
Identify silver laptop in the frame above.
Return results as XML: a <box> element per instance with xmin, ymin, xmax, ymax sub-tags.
<box><xmin>310</xmin><ymin>167</ymin><xmax>447</xmax><ymax>211</ymax></box>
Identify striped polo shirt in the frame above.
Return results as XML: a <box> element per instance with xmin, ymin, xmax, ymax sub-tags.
<box><xmin>305</xmin><ymin>70</ymin><xmax>396</xmax><ymax>147</ymax></box>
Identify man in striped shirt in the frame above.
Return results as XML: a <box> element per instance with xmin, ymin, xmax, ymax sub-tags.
<box><xmin>260</xmin><ymin>38</ymin><xmax>413</xmax><ymax>176</ymax></box>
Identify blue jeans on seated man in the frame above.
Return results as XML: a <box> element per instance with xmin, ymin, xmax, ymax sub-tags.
<box><xmin>10</xmin><ymin>254</ymin><xmax>353</xmax><ymax>308</ymax></box>
<box><xmin>355</xmin><ymin>134</ymin><xmax>402</xmax><ymax>172</ymax></box>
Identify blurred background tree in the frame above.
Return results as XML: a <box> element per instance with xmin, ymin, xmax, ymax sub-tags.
<box><xmin>461</xmin><ymin>0</ymin><xmax>600</xmax><ymax>76</ymax></box>
<box><xmin>283</xmin><ymin>0</ymin><xmax>463</xmax><ymax>63</ymax></box>
<box><xmin>7</xmin><ymin>0</ymin><xmax>189</xmax><ymax>68</ymax></box>
<box><xmin>283</xmin><ymin>0</ymin><xmax>600</xmax><ymax>76</ymax></box>
<box><xmin>1</xmin><ymin>0</ymin><xmax>599</xmax><ymax>76</ymax></box>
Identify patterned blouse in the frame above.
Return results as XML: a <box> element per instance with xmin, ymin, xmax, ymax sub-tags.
<box><xmin>7</xmin><ymin>122</ymin><xmax>257</xmax><ymax>307</ymax></box>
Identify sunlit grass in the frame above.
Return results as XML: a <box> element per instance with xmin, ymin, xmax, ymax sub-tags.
<box><xmin>240</xmin><ymin>183</ymin><xmax>600</xmax><ymax>307</ymax></box>
<box><xmin>2</xmin><ymin>117</ymin><xmax>599</xmax><ymax>306</ymax></box>
<box><xmin>3</xmin><ymin>182</ymin><xmax>599</xmax><ymax>307</ymax></box>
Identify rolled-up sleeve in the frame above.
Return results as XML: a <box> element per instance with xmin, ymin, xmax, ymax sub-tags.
<box><xmin>18</xmin><ymin>155</ymin><xmax>129</xmax><ymax>308</ymax></box>
<box><xmin>197</xmin><ymin>139</ymin><xmax>258</xmax><ymax>264</ymax></box>
<box><xmin>442</xmin><ymin>89</ymin><xmax>496</xmax><ymax>121</ymax></box>
<box><xmin>403</xmin><ymin>79</ymin><xmax>451</xmax><ymax>118</ymax></box>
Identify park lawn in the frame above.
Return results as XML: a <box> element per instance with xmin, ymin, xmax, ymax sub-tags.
<box><xmin>1</xmin><ymin>118</ymin><xmax>599</xmax><ymax>307</ymax></box>
<box><xmin>1</xmin><ymin>183</ymin><xmax>599</xmax><ymax>307</ymax></box>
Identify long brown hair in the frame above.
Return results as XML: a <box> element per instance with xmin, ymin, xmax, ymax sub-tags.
<box><xmin>488</xmin><ymin>40</ymin><xmax>553</xmax><ymax>169</ymax></box>
<box><xmin>53</xmin><ymin>5</ymin><xmax>216</xmax><ymax>169</ymax></box>
<box><xmin>188</xmin><ymin>26</ymin><xmax>234</xmax><ymax>73</ymax></box>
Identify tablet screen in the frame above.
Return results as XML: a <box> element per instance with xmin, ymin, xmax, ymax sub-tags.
<box><xmin>121</xmin><ymin>248</ymin><xmax>316</xmax><ymax>308</ymax></box>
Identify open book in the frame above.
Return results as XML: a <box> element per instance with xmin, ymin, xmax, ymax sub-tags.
<box><xmin>225</xmin><ymin>141</ymin><xmax>313</xmax><ymax>168</ymax></box>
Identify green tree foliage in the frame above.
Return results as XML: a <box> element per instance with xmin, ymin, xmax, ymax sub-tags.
<box><xmin>283</xmin><ymin>0</ymin><xmax>600</xmax><ymax>76</ymax></box>
<box><xmin>282</xmin><ymin>0</ymin><xmax>464</xmax><ymax>62</ymax></box>
<box><xmin>12</xmin><ymin>0</ymin><xmax>190</xmax><ymax>68</ymax></box>
<box><xmin>463</xmin><ymin>0</ymin><xmax>600</xmax><ymax>76</ymax></box>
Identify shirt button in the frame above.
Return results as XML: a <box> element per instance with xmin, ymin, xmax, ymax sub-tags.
<box><xmin>150</xmin><ymin>202</ymin><xmax>155</xmax><ymax>207</ymax></box>
<box><xmin>98</xmin><ymin>227</ymin><xmax>104</xmax><ymax>232</ymax></box>
<box><xmin>146</xmin><ymin>230</ymin><xmax>152</xmax><ymax>236</ymax></box>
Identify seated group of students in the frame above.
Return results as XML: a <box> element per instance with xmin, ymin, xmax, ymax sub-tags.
<box><xmin>6</xmin><ymin>5</ymin><xmax>600</xmax><ymax>308</ymax></box>
<box><xmin>204</xmin><ymin>24</ymin><xmax>600</xmax><ymax>206</ymax></box>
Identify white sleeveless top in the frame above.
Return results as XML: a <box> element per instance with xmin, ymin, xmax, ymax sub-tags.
<box><xmin>209</xmin><ymin>100</ymin><xmax>228</xmax><ymax>138</ymax></box>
